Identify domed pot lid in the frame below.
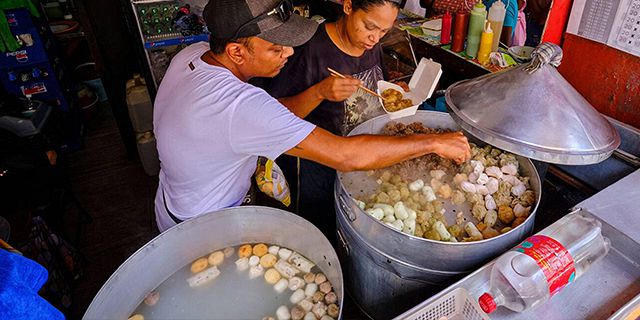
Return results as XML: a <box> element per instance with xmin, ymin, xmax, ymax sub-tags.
<box><xmin>445</xmin><ymin>44</ymin><xmax>620</xmax><ymax>165</ymax></box>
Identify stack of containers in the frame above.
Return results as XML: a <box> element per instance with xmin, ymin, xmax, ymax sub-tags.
<box><xmin>126</xmin><ymin>74</ymin><xmax>160</xmax><ymax>176</ymax></box>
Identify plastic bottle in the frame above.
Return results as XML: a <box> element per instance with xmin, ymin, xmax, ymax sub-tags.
<box><xmin>466</xmin><ymin>3</ymin><xmax>487</xmax><ymax>58</ymax></box>
<box><xmin>137</xmin><ymin>131</ymin><xmax>160</xmax><ymax>176</ymax></box>
<box><xmin>477</xmin><ymin>22</ymin><xmax>493</xmax><ymax>65</ymax></box>
<box><xmin>451</xmin><ymin>11</ymin><xmax>470</xmax><ymax>52</ymax></box>
<box><xmin>126</xmin><ymin>74</ymin><xmax>154</xmax><ymax>133</ymax></box>
<box><xmin>58</xmin><ymin>0</ymin><xmax>73</xmax><ymax>20</ymax></box>
<box><xmin>487</xmin><ymin>0</ymin><xmax>506</xmax><ymax>52</ymax></box>
<box><xmin>441</xmin><ymin>11</ymin><xmax>452</xmax><ymax>45</ymax></box>
<box><xmin>479</xmin><ymin>213</ymin><xmax>610</xmax><ymax>314</ymax></box>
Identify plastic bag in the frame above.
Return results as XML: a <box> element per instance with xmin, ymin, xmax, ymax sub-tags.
<box><xmin>255</xmin><ymin>157</ymin><xmax>291</xmax><ymax>207</ymax></box>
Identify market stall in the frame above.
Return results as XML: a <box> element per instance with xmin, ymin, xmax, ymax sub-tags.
<box><xmin>76</xmin><ymin>3</ymin><xmax>639</xmax><ymax>320</ymax></box>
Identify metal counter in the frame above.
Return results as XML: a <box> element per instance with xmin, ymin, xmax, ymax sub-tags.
<box><xmin>397</xmin><ymin>169</ymin><xmax>640</xmax><ymax>319</ymax></box>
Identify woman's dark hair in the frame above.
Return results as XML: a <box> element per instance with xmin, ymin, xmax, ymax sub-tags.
<box><xmin>209</xmin><ymin>37</ymin><xmax>252</xmax><ymax>55</ymax></box>
<box><xmin>352</xmin><ymin>0</ymin><xmax>402</xmax><ymax>12</ymax></box>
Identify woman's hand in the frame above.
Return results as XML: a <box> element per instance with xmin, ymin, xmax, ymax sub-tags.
<box><xmin>315</xmin><ymin>76</ymin><xmax>361</xmax><ymax>102</ymax></box>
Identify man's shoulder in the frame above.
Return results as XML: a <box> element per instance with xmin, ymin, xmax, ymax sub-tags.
<box><xmin>171</xmin><ymin>42</ymin><xmax>209</xmax><ymax>62</ymax></box>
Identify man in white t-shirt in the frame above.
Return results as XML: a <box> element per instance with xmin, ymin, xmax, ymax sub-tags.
<box><xmin>153</xmin><ymin>0</ymin><xmax>471</xmax><ymax>232</ymax></box>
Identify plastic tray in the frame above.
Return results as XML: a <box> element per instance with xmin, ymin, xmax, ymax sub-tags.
<box><xmin>399</xmin><ymin>288</ymin><xmax>489</xmax><ymax>320</ymax></box>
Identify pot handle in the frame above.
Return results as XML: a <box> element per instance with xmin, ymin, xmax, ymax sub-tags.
<box><xmin>362</xmin><ymin>248</ymin><xmax>456</xmax><ymax>285</ymax></box>
<box><xmin>336</xmin><ymin>229</ymin><xmax>350</xmax><ymax>256</ymax></box>
<box><xmin>337</xmin><ymin>190</ymin><xmax>357</xmax><ymax>222</ymax></box>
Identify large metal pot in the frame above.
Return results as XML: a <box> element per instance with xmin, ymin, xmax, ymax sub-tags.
<box><xmin>335</xmin><ymin>111</ymin><xmax>541</xmax><ymax>319</ymax></box>
<box><xmin>84</xmin><ymin>206</ymin><xmax>344</xmax><ymax>319</ymax></box>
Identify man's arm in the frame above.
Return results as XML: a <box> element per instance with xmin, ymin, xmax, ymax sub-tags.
<box><xmin>278</xmin><ymin>76</ymin><xmax>361</xmax><ymax>118</ymax></box>
<box><xmin>286</xmin><ymin>127</ymin><xmax>470</xmax><ymax>172</ymax></box>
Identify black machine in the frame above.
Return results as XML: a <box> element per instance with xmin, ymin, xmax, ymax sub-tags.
<box><xmin>0</xmin><ymin>94</ymin><xmax>51</xmax><ymax>137</ymax></box>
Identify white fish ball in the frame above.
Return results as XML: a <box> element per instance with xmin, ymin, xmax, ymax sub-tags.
<box><xmin>276</xmin><ymin>305</ymin><xmax>291</xmax><ymax>320</ymax></box>
<box><xmin>268</xmin><ymin>245</ymin><xmax>280</xmax><ymax>255</ymax></box>
<box><xmin>305</xmin><ymin>283</ymin><xmax>318</xmax><ymax>297</ymax></box>
<box><xmin>235</xmin><ymin>257</ymin><xmax>249</xmax><ymax>271</ymax></box>
<box><xmin>278</xmin><ymin>248</ymin><xmax>293</xmax><ymax>260</ymax></box>
<box><xmin>288</xmin><ymin>276</ymin><xmax>305</xmax><ymax>290</ymax></box>
<box><xmin>249</xmin><ymin>255</ymin><xmax>260</xmax><ymax>266</ymax></box>
<box><xmin>274</xmin><ymin>278</ymin><xmax>289</xmax><ymax>293</ymax></box>
<box><xmin>290</xmin><ymin>289</ymin><xmax>306</xmax><ymax>304</ymax></box>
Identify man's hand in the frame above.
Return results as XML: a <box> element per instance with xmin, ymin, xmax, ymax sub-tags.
<box><xmin>428</xmin><ymin>131</ymin><xmax>471</xmax><ymax>164</ymax></box>
<box><xmin>315</xmin><ymin>76</ymin><xmax>361</xmax><ymax>102</ymax></box>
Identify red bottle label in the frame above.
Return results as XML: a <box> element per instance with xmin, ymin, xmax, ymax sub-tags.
<box><xmin>513</xmin><ymin>235</ymin><xmax>576</xmax><ymax>296</ymax></box>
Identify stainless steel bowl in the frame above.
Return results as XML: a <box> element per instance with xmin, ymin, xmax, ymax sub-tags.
<box><xmin>84</xmin><ymin>206</ymin><xmax>344</xmax><ymax>319</ymax></box>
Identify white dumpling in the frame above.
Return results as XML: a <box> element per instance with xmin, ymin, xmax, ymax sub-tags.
<box><xmin>514</xmin><ymin>203</ymin><xmax>532</xmax><ymax>217</ymax></box>
<box><xmin>486</xmin><ymin>178</ymin><xmax>499</xmax><ymax>194</ymax></box>
<box><xmin>501</xmin><ymin>164</ymin><xmax>518</xmax><ymax>176</ymax></box>
<box><xmin>476</xmin><ymin>173</ymin><xmax>489</xmax><ymax>185</ymax></box>
<box><xmin>365</xmin><ymin>208</ymin><xmax>384</xmax><ymax>220</ymax></box>
<box><xmin>485</xmin><ymin>194</ymin><xmax>497</xmax><ymax>211</ymax></box>
<box><xmin>460</xmin><ymin>181</ymin><xmax>477</xmax><ymax>193</ymax></box>
<box><xmin>485</xmin><ymin>166</ymin><xmax>503</xmax><ymax>179</ymax></box>
<box><xmin>511</xmin><ymin>183</ymin><xmax>527</xmax><ymax>197</ymax></box>
<box><xmin>408</xmin><ymin>179</ymin><xmax>425</xmax><ymax>192</ymax></box>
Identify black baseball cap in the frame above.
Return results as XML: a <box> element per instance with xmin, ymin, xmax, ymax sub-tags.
<box><xmin>204</xmin><ymin>0</ymin><xmax>318</xmax><ymax>47</ymax></box>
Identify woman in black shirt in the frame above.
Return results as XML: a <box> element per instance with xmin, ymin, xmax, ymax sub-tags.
<box><xmin>261</xmin><ymin>0</ymin><xmax>402</xmax><ymax>239</ymax></box>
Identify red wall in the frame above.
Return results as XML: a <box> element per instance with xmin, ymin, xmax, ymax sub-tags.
<box><xmin>558</xmin><ymin>33</ymin><xmax>640</xmax><ymax>130</ymax></box>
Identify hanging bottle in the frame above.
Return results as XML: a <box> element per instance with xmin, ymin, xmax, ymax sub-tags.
<box><xmin>466</xmin><ymin>2</ymin><xmax>487</xmax><ymax>59</ymax></box>
<box><xmin>488</xmin><ymin>0</ymin><xmax>507</xmax><ymax>52</ymax></box>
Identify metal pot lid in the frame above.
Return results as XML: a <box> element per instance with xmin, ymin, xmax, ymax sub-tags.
<box><xmin>445</xmin><ymin>46</ymin><xmax>620</xmax><ymax>165</ymax></box>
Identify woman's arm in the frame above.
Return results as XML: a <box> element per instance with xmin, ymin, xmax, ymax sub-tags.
<box><xmin>278</xmin><ymin>76</ymin><xmax>361</xmax><ymax>118</ymax></box>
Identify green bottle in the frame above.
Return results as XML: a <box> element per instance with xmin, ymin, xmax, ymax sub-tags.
<box><xmin>466</xmin><ymin>2</ymin><xmax>487</xmax><ymax>59</ymax></box>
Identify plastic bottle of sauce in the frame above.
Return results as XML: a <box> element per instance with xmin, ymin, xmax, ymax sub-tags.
<box><xmin>488</xmin><ymin>0</ymin><xmax>506</xmax><ymax>52</ymax></box>
<box><xmin>477</xmin><ymin>22</ymin><xmax>493</xmax><ymax>65</ymax></box>
<box><xmin>466</xmin><ymin>2</ymin><xmax>487</xmax><ymax>59</ymax></box>
<box><xmin>441</xmin><ymin>11</ymin><xmax>452</xmax><ymax>45</ymax></box>
<box><xmin>451</xmin><ymin>11</ymin><xmax>470</xmax><ymax>52</ymax></box>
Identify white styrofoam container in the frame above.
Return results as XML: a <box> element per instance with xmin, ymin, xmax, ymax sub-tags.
<box><xmin>377</xmin><ymin>57</ymin><xmax>442</xmax><ymax>120</ymax></box>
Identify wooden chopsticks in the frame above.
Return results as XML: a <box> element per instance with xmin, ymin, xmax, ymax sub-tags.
<box><xmin>327</xmin><ymin>67</ymin><xmax>387</xmax><ymax>101</ymax></box>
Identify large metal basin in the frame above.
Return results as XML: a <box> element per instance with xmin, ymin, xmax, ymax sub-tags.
<box><xmin>335</xmin><ymin>111</ymin><xmax>541</xmax><ymax>318</ymax></box>
<box><xmin>84</xmin><ymin>206</ymin><xmax>344</xmax><ymax>319</ymax></box>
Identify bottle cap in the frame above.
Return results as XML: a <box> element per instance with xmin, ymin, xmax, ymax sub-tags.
<box><xmin>479</xmin><ymin>293</ymin><xmax>497</xmax><ymax>313</ymax></box>
<box><xmin>491</xmin><ymin>0</ymin><xmax>505</xmax><ymax>8</ymax></box>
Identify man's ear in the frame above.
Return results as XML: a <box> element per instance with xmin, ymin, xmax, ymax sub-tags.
<box><xmin>343</xmin><ymin>0</ymin><xmax>352</xmax><ymax>15</ymax></box>
<box><xmin>225</xmin><ymin>42</ymin><xmax>246</xmax><ymax>65</ymax></box>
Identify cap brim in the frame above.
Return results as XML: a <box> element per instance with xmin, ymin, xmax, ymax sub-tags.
<box><xmin>257</xmin><ymin>15</ymin><xmax>318</xmax><ymax>47</ymax></box>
